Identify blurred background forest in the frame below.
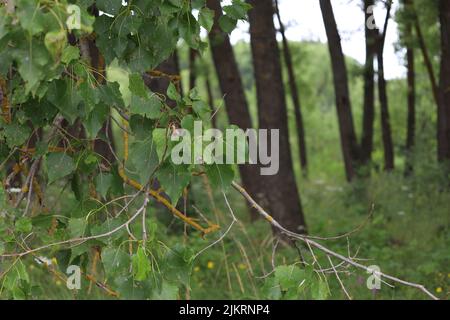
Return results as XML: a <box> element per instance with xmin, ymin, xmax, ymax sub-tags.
<box><xmin>167</xmin><ymin>0</ymin><xmax>449</xmax><ymax>299</ymax></box>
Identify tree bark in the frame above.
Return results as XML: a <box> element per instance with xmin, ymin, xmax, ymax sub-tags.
<box><xmin>189</xmin><ymin>48</ymin><xmax>197</xmax><ymax>91</ymax></box>
<box><xmin>412</xmin><ymin>5</ymin><xmax>447</xmax><ymax>161</ymax></box>
<box><xmin>206</xmin><ymin>0</ymin><xmax>265</xmax><ymax>221</ymax></box>
<box><xmin>143</xmin><ymin>52</ymin><xmax>181</xmax><ymax>108</ymax></box>
<box><xmin>319</xmin><ymin>0</ymin><xmax>359</xmax><ymax>182</ymax></box>
<box><xmin>360</xmin><ymin>0</ymin><xmax>377</xmax><ymax>167</ymax></box>
<box><xmin>248</xmin><ymin>0</ymin><xmax>307</xmax><ymax>234</ymax></box>
<box><xmin>274</xmin><ymin>0</ymin><xmax>308</xmax><ymax>177</ymax></box>
<box><xmin>377</xmin><ymin>1</ymin><xmax>395</xmax><ymax>171</ymax></box>
<box><xmin>80</xmin><ymin>37</ymin><xmax>116</xmax><ymax>165</ymax></box>
<box><xmin>405</xmin><ymin>0</ymin><xmax>416</xmax><ymax>175</ymax></box>
<box><xmin>413</xmin><ymin>12</ymin><xmax>440</xmax><ymax>107</ymax></box>
<box><xmin>439</xmin><ymin>0</ymin><xmax>450</xmax><ymax>161</ymax></box>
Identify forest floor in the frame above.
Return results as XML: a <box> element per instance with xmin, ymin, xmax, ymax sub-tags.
<box><xmin>30</xmin><ymin>164</ymin><xmax>449</xmax><ymax>300</ymax></box>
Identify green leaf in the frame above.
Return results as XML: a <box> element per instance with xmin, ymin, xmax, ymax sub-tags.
<box><xmin>46</xmin><ymin>153</ymin><xmax>76</xmax><ymax>184</ymax></box>
<box><xmin>130</xmin><ymin>94</ymin><xmax>162</xmax><ymax>119</ymax></box>
<box><xmin>0</xmin><ymin>7</ymin><xmax>11</xmax><ymax>41</ymax></box>
<box><xmin>129</xmin><ymin>73</ymin><xmax>149</xmax><ymax>98</ymax></box>
<box><xmin>90</xmin><ymin>219</ymin><xmax>126</xmax><ymax>243</ymax></box>
<box><xmin>311</xmin><ymin>277</ymin><xmax>329</xmax><ymax>300</ymax></box>
<box><xmin>191</xmin><ymin>0</ymin><xmax>205</xmax><ymax>9</ymax></box>
<box><xmin>47</xmin><ymin>79</ymin><xmax>82</xmax><ymax>124</ymax></box>
<box><xmin>156</xmin><ymin>162</ymin><xmax>191</xmax><ymax>205</ymax></box>
<box><xmin>223</xmin><ymin>1</ymin><xmax>251</xmax><ymax>20</ymax></box>
<box><xmin>95</xmin><ymin>173</ymin><xmax>113</xmax><ymax>198</ymax></box>
<box><xmin>68</xmin><ymin>218</ymin><xmax>87</xmax><ymax>238</ymax></box>
<box><xmin>192</xmin><ymin>100</ymin><xmax>210</xmax><ymax>120</ymax></box>
<box><xmin>205</xmin><ymin>164</ymin><xmax>234</xmax><ymax>190</ymax></box>
<box><xmin>168</xmin><ymin>0</ymin><xmax>183</xmax><ymax>7</ymax></box>
<box><xmin>199</xmin><ymin>7</ymin><xmax>215</xmax><ymax>32</ymax></box>
<box><xmin>1</xmin><ymin>123</ymin><xmax>31</xmax><ymax>148</ymax></box>
<box><xmin>16</xmin><ymin>262</ymin><xmax>30</xmax><ymax>282</ymax></box>
<box><xmin>188</xmin><ymin>87</ymin><xmax>200</xmax><ymax>100</ymax></box>
<box><xmin>152</xmin><ymin>128</ymin><xmax>171</xmax><ymax>162</ymax></box>
<box><xmin>16</xmin><ymin>0</ymin><xmax>46</xmax><ymax>35</ymax></box>
<box><xmin>102</xmin><ymin>247</ymin><xmax>130</xmax><ymax>277</ymax></box>
<box><xmin>274</xmin><ymin>265</ymin><xmax>305</xmax><ymax>292</ymax></box>
<box><xmin>44</xmin><ymin>30</ymin><xmax>68</xmax><ymax>61</ymax></box>
<box><xmin>129</xmin><ymin>138</ymin><xmax>159</xmax><ymax>184</ymax></box>
<box><xmin>166</xmin><ymin>82</ymin><xmax>181</xmax><ymax>102</ymax></box>
<box><xmin>262</xmin><ymin>277</ymin><xmax>282</xmax><ymax>300</ymax></box>
<box><xmin>162</xmin><ymin>244</ymin><xmax>193</xmax><ymax>286</ymax></box>
<box><xmin>151</xmin><ymin>281</ymin><xmax>179</xmax><ymax>300</ymax></box>
<box><xmin>0</xmin><ymin>184</ymin><xmax>5</xmax><ymax>207</ymax></box>
<box><xmin>78</xmin><ymin>81</ymin><xmax>100</xmax><ymax>114</ymax></box>
<box><xmin>15</xmin><ymin>217</ymin><xmax>32</xmax><ymax>233</ymax></box>
<box><xmin>132</xmin><ymin>246</ymin><xmax>151</xmax><ymax>281</ymax></box>
<box><xmin>181</xmin><ymin>115</ymin><xmax>195</xmax><ymax>132</ymax></box>
<box><xmin>219</xmin><ymin>15</ymin><xmax>237</xmax><ymax>34</ymax></box>
<box><xmin>61</xmin><ymin>46</ymin><xmax>80</xmax><ymax>64</ymax></box>
<box><xmin>15</xmin><ymin>41</ymin><xmax>52</xmax><ymax>94</ymax></box>
<box><xmin>96</xmin><ymin>0</ymin><xmax>123</xmax><ymax>15</ymax></box>
<box><xmin>178</xmin><ymin>13</ymin><xmax>201</xmax><ymax>49</ymax></box>
<box><xmin>98</xmin><ymin>82</ymin><xmax>125</xmax><ymax>109</ymax></box>
<box><xmin>85</xmin><ymin>103</ymin><xmax>109</xmax><ymax>138</ymax></box>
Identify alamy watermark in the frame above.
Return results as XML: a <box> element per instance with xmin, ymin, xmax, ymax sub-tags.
<box><xmin>66</xmin><ymin>265</ymin><xmax>81</xmax><ymax>290</ymax></box>
<box><xmin>170</xmin><ymin>121</ymin><xmax>279</xmax><ymax>175</ymax></box>
<box><xmin>366</xmin><ymin>265</ymin><xmax>382</xmax><ymax>290</ymax></box>
<box><xmin>66</xmin><ymin>4</ymin><xmax>81</xmax><ymax>30</ymax></box>
<box><xmin>62</xmin><ymin>262</ymin><xmax>381</xmax><ymax>291</ymax></box>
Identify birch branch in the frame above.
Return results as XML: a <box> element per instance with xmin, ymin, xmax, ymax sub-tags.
<box><xmin>231</xmin><ymin>180</ymin><xmax>439</xmax><ymax>300</ymax></box>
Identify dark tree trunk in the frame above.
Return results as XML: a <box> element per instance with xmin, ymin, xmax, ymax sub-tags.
<box><xmin>377</xmin><ymin>1</ymin><xmax>395</xmax><ymax>171</ymax></box>
<box><xmin>377</xmin><ymin>50</ymin><xmax>395</xmax><ymax>171</ymax></box>
<box><xmin>319</xmin><ymin>0</ymin><xmax>359</xmax><ymax>182</ymax></box>
<box><xmin>413</xmin><ymin>6</ymin><xmax>447</xmax><ymax>161</ymax></box>
<box><xmin>360</xmin><ymin>0</ymin><xmax>377</xmax><ymax>167</ymax></box>
<box><xmin>248</xmin><ymin>0</ymin><xmax>307</xmax><ymax>234</ymax></box>
<box><xmin>189</xmin><ymin>48</ymin><xmax>197</xmax><ymax>91</ymax></box>
<box><xmin>274</xmin><ymin>0</ymin><xmax>308</xmax><ymax>177</ymax></box>
<box><xmin>207</xmin><ymin>0</ymin><xmax>265</xmax><ymax>221</ymax></box>
<box><xmin>405</xmin><ymin>0</ymin><xmax>416</xmax><ymax>175</ymax></box>
<box><xmin>406</xmin><ymin>46</ymin><xmax>416</xmax><ymax>152</ymax></box>
<box><xmin>439</xmin><ymin>0</ymin><xmax>450</xmax><ymax>161</ymax></box>
<box><xmin>414</xmin><ymin>13</ymin><xmax>440</xmax><ymax>107</ymax></box>
<box><xmin>143</xmin><ymin>52</ymin><xmax>181</xmax><ymax>108</ymax></box>
<box><xmin>80</xmin><ymin>37</ymin><xmax>116</xmax><ymax>165</ymax></box>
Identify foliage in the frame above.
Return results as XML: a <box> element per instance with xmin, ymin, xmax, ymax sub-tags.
<box><xmin>0</xmin><ymin>0</ymin><xmax>252</xmax><ymax>299</ymax></box>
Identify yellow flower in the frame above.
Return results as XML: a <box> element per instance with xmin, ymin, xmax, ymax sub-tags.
<box><xmin>207</xmin><ymin>261</ymin><xmax>215</xmax><ymax>269</ymax></box>
<box><xmin>436</xmin><ymin>287</ymin><xmax>443</xmax><ymax>294</ymax></box>
<box><xmin>194</xmin><ymin>266</ymin><xmax>200</xmax><ymax>272</ymax></box>
<box><xmin>238</xmin><ymin>263</ymin><xmax>247</xmax><ymax>270</ymax></box>
<box><xmin>55</xmin><ymin>280</ymin><xmax>62</xmax><ymax>286</ymax></box>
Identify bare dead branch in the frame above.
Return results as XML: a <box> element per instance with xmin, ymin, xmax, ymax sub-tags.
<box><xmin>231</xmin><ymin>180</ymin><xmax>439</xmax><ymax>300</ymax></box>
